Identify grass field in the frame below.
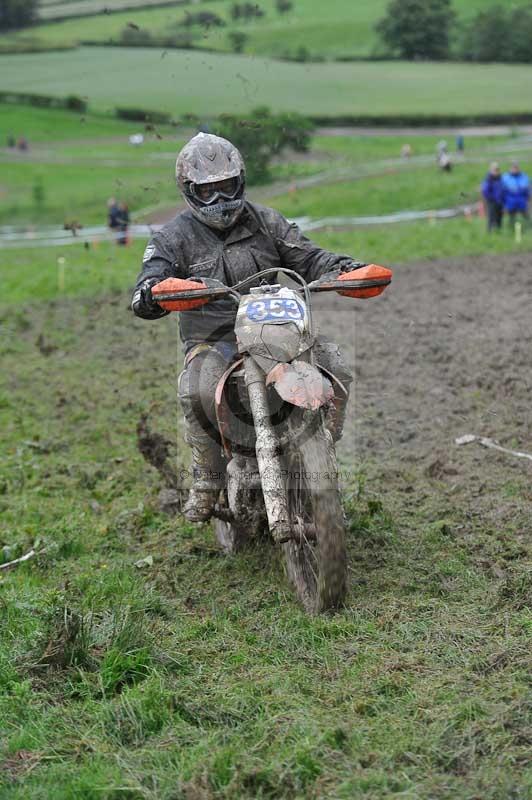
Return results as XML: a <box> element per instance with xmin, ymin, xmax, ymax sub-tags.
<box><xmin>0</xmin><ymin>106</ymin><xmax>514</xmax><ymax>154</ymax></box>
<box><xmin>1</xmin><ymin>98</ymin><xmax>531</xmax><ymax>798</ymax></box>
<box><xmin>271</xmin><ymin>157</ymin><xmax>532</xmax><ymax>219</ymax></box>
<box><xmin>1</xmin><ymin>160</ymin><xmax>175</xmax><ymax>225</ymax></box>
<box><xmin>3</xmin><ymin>105</ymin><xmax>532</xmax><ymax>239</ymax></box>
<box><xmin>0</xmin><ymin>104</ymin><xmax>175</xmax><ymax>142</ymax></box>
<box><xmin>3</xmin><ymin>47</ymin><xmax>532</xmax><ymax>119</ymax></box>
<box><xmin>311</xmin><ymin>134</ymin><xmax>521</xmax><ymax>161</ymax></box>
<box><xmin>1</xmin><ymin>105</ymin><xmax>531</xmax><ymax>288</ymax></box>
<box><xmin>4</xmin><ymin>213</ymin><xmax>532</xmax><ymax>304</ymax></box>
<box><xmin>5</xmin><ymin>108</ymin><xmax>532</xmax><ymax>220</ymax></box>
<box><xmin>0</xmin><ymin>106</ymin><xmax>185</xmax><ymax>224</ymax></box>
<box><xmin>1</xmin><ymin>242</ymin><xmax>531</xmax><ymax>799</ymax></box>
<box><xmin>23</xmin><ymin>0</ymin><xmax>532</xmax><ymax>59</ymax></box>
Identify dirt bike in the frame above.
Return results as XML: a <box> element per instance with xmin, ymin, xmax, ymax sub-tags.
<box><xmin>152</xmin><ymin>264</ymin><xmax>392</xmax><ymax>613</ymax></box>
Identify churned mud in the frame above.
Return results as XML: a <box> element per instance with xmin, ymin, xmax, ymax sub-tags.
<box><xmin>6</xmin><ymin>251</ymin><xmax>530</xmax><ymax>556</ymax></box>
<box><xmin>322</xmin><ymin>252</ymin><xmax>532</xmax><ymax>461</ymax></box>
<box><xmin>317</xmin><ymin>251</ymin><xmax>532</xmax><ymax>557</ymax></box>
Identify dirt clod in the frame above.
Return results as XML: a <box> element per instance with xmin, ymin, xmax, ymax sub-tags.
<box><xmin>136</xmin><ymin>413</ymin><xmax>181</xmax><ymax>491</ymax></box>
<box><xmin>36</xmin><ymin>333</ymin><xmax>57</xmax><ymax>356</ymax></box>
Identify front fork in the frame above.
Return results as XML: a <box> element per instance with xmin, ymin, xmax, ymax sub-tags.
<box><xmin>244</xmin><ymin>356</ymin><xmax>291</xmax><ymax>543</ymax></box>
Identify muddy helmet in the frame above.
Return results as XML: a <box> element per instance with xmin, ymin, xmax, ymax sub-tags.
<box><xmin>176</xmin><ymin>133</ymin><xmax>246</xmax><ymax>230</ymax></box>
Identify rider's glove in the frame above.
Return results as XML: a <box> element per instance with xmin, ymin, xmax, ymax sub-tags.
<box><xmin>339</xmin><ymin>261</ymin><xmax>368</xmax><ymax>273</ymax></box>
<box><xmin>316</xmin><ymin>262</ymin><xmax>368</xmax><ymax>284</ymax></box>
<box><xmin>131</xmin><ymin>277</ymin><xmax>170</xmax><ymax>319</ymax></box>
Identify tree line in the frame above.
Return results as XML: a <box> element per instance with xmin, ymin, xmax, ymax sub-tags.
<box><xmin>377</xmin><ymin>0</ymin><xmax>532</xmax><ymax>63</ymax></box>
<box><xmin>0</xmin><ymin>0</ymin><xmax>38</xmax><ymax>30</ymax></box>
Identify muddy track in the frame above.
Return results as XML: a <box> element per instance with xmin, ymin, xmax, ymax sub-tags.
<box><xmin>326</xmin><ymin>251</ymin><xmax>531</xmax><ymax>461</ymax></box>
<box><xmin>315</xmin><ymin>251</ymin><xmax>532</xmax><ymax>549</ymax></box>
<box><xmin>8</xmin><ymin>251</ymin><xmax>530</xmax><ymax>546</ymax></box>
<box><xmin>21</xmin><ymin>250</ymin><xmax>532</xmax><ymax>481</ymax></box>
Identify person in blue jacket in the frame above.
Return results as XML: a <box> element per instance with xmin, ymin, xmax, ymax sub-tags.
<box><xmin>502</xmin><ymin>161</ymin><xmax>530</xmax><ymax>228</ymax></box>
<box><xmin>481</xmin><ymin>162</ymin><xmax>504</xmax><ymax>232</ymax></box>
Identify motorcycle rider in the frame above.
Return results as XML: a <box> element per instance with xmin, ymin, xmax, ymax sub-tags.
<box><xmin>132</xmin><ymin>133</ymin><xmax>361</xmax><ymax>523</ymax></box>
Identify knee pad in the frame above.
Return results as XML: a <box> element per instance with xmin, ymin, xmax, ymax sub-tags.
<box><xmin>315</xmin><ymin>338</ymin><xmax>353</xmax><ymax>391</ymax></box>
<box><xmin>178</xmin><ymin>348</ymin><xmax>228</xmax><ymax>438</ymax></box>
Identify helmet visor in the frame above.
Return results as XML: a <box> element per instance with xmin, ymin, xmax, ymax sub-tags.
<box><xmin>190</xmin><ymin>176</ymin><xmax>241</xmax><ymax>205</ymax></box>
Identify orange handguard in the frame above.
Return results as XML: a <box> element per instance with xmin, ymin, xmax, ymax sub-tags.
<box><xmin>338</xmin><ymin>264</ymin><xmax>393</xmax><ymax>298</ymax></box>
<box><xmin>151</xmin><ymin>277</ymin><xmax>210</xmax><ymax>311</ymax></box>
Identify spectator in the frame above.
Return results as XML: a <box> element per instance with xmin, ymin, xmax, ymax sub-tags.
<box><xmin>436</xmin><ymin>139</ymin><xmax>448</xmax><ymax>158</ymax></box>
<box><xmin>438</xmin><ymin>151</ymin><xmax>452</xmax><ymax>172</ymax></box>
<box><xmin>502</xmin><ymin>161</ymin><xmax>530</xmax><ymax>228</ymax></box>
<box><xmin>401</xmin><ymin>143</ymin><xmax>412</xmax><ymax>159</ymax></box>
<box><xmin>116</xmin><ymin>202</ymin><xmax>130</xmax><ymax>246</ymax></box>
<box><xmin>481</xmin><ymin>162</ymin><xmax>504</xmax><ymax>232</ymax></box>
<box><xmin>107</xmin><ymin>197</ymin><xmax>120</xmax><ymax>239</ymax></box>
<box><xmin>7</xmin><ymin>134</ymin><xmax>15</xmax><ymax>148</ymax></box>
<box><xmin>456</xmin><ymin>133</ymin><xmax>465</xmax><ymax>154</ymax></box>
<box><xmin>436</xmin><ymin>140</ymin><xmax>451</xmax><ymax>171</ymax></box>
<box><xmin>17</xmin><ymin>136</ymin><xmax>28</xmax><ymax>152</ymax></box>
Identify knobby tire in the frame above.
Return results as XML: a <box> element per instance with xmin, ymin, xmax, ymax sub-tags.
<box><xmin>282</xmin><ymin>423</ymin><xmax>347</xmax><ymax>613</ymax></box>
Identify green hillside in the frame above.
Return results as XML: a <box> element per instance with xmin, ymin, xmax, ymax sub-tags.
<box><xmin>2</xmin><ymin>48</ymin><xmax>532</xmax><ymax>119</ymax></box>
<box><xmin>3</xmin><ymin>0</ymin><xmax>531</xmax><ymax>59</ymax></box>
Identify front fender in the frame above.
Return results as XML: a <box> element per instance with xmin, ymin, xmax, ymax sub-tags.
<box><xmin>266</xmin><ymin>361</ymin><xmax>334</xmax><ymax>410</ymax></box>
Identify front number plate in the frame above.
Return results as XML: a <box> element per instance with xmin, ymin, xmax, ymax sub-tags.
<box><xmin>246</xmin><ymin>297</ymin><xmax>304</xmax><ymax>323</ymax></box>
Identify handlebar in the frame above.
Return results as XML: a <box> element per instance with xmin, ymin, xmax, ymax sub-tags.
<box><xmin>309</xmin><ymin>276</ymin><xmax>391</xmax><ymax>292</ymax></box>
<box><xmin>151</xmin><ymin>285</ymin><xmax>232</xmax><ymax>303</ymax></box>
<box><xmin>152</xmin><ymin>265</ymin><xmax>392</xmax><ymax>310</ymax></box>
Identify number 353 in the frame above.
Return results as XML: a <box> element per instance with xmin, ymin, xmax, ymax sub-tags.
<box><xmin>246</xmin><ymin>298</ymin><xmax>303</xmax><ymax>322</ymax></box>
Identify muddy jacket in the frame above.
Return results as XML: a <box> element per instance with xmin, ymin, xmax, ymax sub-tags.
<box><xmin>134</xmin><ymin>201</ymin><xmax>355</xmax><ymax>349</ymax></box>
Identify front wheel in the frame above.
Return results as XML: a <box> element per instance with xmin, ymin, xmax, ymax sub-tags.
<box><xmin>283</xmin><ymin>421</ymin><xmax>347</xmax><ymax>613</ymax></box>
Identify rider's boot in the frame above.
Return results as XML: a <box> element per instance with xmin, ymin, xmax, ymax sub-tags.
<box><xmin>325</xmin><ymin>393</ymin><xmax>349</xmax><ymax>442</ymax></box>
<box><xmin>182</xmin><ymin>428</ymin><xmax>225</xmax><ymax>523</ymax></box>
<box><xmin>333</xmin><ymin>393</ymin><xmax>348</xmax><ymax>441</ymax></box>
<box><xmin>313</xmin><ymin>338</ymin><xmax>352</xmax><ymax>443</ymax></box>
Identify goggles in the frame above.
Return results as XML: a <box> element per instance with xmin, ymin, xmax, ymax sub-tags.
<box><xmin>190</xmin><ymin>176</ymin><xmax>241</xmax><ymax>206</ymax></box>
